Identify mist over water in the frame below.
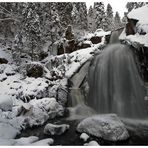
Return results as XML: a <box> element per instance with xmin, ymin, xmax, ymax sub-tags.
<box><xmin>88</xmin><ymin>43</ymin><xmax>147</xmax><ymax>118</ymax></box>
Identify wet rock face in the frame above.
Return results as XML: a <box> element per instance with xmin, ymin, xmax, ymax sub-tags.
<box><xmin>90</xmin><ymin>36</ymin><xmax>102</xmax><ymax>44</ymax></box>
<box><xmin>26</xmin><ymin>63</ymin><xmax>43</xmax><ymax>78</ymax></box>
<box><xmin>0</xmin><ymin>58</ymin><xmax>8</xmax><ymax>64</ymax></box>
<box><xmin>44</xmin><ymin>123</ymin><xmax>69</xmax><ymax>136</ymax></box>
<box><xmin>77</xmin><ymin>114</ymin><xmax>129</xmax><ymax>141</ymax></box>
<box><xmin>126</xmin><ymin>18</ymin><xmax>138</xmax><ymax>35</ymax></box>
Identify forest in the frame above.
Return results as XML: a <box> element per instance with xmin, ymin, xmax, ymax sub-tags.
<box><xmin>0</xmin><ymin>1</ymin><xmax>148</xmax><ymax>146</ymax></box>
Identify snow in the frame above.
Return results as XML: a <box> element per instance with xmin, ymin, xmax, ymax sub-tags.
<box><xmin>14</xmin><ymin>136</ymin><xmax>39</xmax><ymax>145</ymax></box>
<box><xmin>44</xmin><ymin>123</ymin><xmax>69</xmax><ymax>135</ymax></box>
<box><xmin>30</xmin><ymin>138</ymin><xmax>54</xmax><ymax>146</ymax></box>
<box><xmin>77</xmin><ymin>114</ymin><xmax>129</xmax><ymax>141</ymax></box>
<box><xmin>25</xmin><ymin>98</ymin><xmax>64</xmax><ymax>127</ymax></box>
<box><xmin>0</xmin><ymin>136</ymin><xmax>54</xmax><ymax>146</ymax></box>
<box><xmin>0</xmin><ymin>122</ymin><xmax>20</xmax><ymax>139</ymax></box>
<box><xmin>128</xmin><ymin>5</ymin><xmax>148</xmax><ymax>25</ymax></box>
<box><xmin>84</xmin><ymin>140</ymin><xmax>100</xmax><ymax>146</ymax></box>
<box><xmin>65</xmin><ymin>43</ymin><xmax>102</xmax><ymax>78</ymax></box>
<box><xmin>94</xmin><ymin>29</ymin><xmax>111</xmax><ymax>37</ymax></box>
<box><xmin>80</xmin><ymin>133</ymin><xmax>89</xmax><ymax>142</ymax></box>
<box><xmin>0</xmin><ymin>95</ymin><xmax>13</xmax><ymax>111</ymax></box>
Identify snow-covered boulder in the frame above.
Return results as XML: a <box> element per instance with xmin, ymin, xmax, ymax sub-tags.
<box><xmin>14</xmin><ymin>136</ymin><xmax>39</xmax><ymax>145</ymax></box>
<box><xmin>84</xmin><ymin>140</ymin><xmax>100</xmax><ymax>146</ymax></box>
<box><xmin>25</xmin><ymin>98</ymin><xmax>64</xmax><ymax>127</ymax></box>
<box><xmin>77</xmin><ymin>114</ymin><xmax>129</xmax><ymax>141</ymax></box>
<box><xmin>0</xmin><ymin>95</ymin><xmax>13</xmax><ymax>111</ymax></box>
<box><xmin>31</xmin><ymin>138</ymin><xmax>54</xmax><ymax>146</ymax></box>
<box><xmin>44</xmin><ymin>123</ymin><xmax>69</xmax><ymax>136</ymax></box>
<box><xmin>0</xmin><ymin>122</ymin><xmax>20</xmax><ymax>139</ymax></box>
<box><xmin>80</xmin><ymin>133</ymin><xmax>89</xmax><ymax>142</ymax></box>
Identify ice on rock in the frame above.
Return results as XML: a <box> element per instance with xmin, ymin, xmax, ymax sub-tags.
<box><xmin>44</xmin><ymin>123</ymin><xmax>69</xmax><ymax>135</ymax></box>
<box><xmin>80</xmin><ymin>133</ymin><xmax>89</xmax><ymax>142</ymax></box>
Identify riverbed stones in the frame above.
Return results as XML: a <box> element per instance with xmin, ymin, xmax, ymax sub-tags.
<box><xmin>44</xmin><ymin>123</ymin><xmax>70</xmax><ymax>136</ymax></box>
<box><xmin>77</xmin><ymin>114</ymin><xmax>129</xmax><ymax>141</ymax></box>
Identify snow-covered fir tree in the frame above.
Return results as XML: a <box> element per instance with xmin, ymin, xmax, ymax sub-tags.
<box><xmin>87</xmin><ymin>5</ymin><xmax>95</xmax><ymax>32</ymax></box>
<box><xmin>126</xmin><ymin>2</ymin><xmax>147</xmax><ymax>12</ymax></box>
<box><xmin>94</xmin><ymin>2</ymin><xmax>108</xmax><ymax>31</ymax></box>
<box><xmin>56</xmin><ymin>2</ymin><xmax>73</xmax><ymax>28</ymax></box>
<box><xmin>21</xmin><ymin>3</ymin><xmax>41</xmax><ymax>61</ymax></box>
<box><xmin>114</xmin><ymin>11</ymin><xmax>122</xmax><ymax>29</ymax></box>
<box><xmin>72</xmin><ymin>2</ymin><xmax>88</xmax><ymax>31</ymax></box>
<box><xmin>106</xmin><ymin>3</ymin><xmax>115</xmax><ymax>31</ymax></box>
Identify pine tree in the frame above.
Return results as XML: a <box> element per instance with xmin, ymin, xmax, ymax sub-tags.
<box><xmin>56</xmin><ymin>2</ymin><xmax>73</xmax><ymax>28</ymax></box>
<box><xmin>106</xmin><ymin>3</ymin><xmax>115</xmax><ymax>31</ymax></box>
<box><xmin>72</xmin><ymin>2</ymin><xmax>88</xmax><ymax>31</ymax></box>
<box><xmin>126</xmin><ymin>2</ymin><xmax>147</xmax><ymax>12</ymax></box>
<box><xmin>87</xmin><ymin>5</ymin><xmax>95</xmax><ymax>32</ymax></box>
<box><xmin>21</xmin><ymin>3</ymin><xmax>41</xmax><ymax>61</ymax></box>
<box><xmin>121</xmin><ymin>12</ymin><xmax>127</xmax><ymax>27</ymax></box>
<box><xmin>114</xmin><ymin>11</ymin><xmax>122</xmax><ymax>29</ymax></box>
<box><xmin>94</xmin><ymin>2</ymin><xmax>107</xmax><ymax>31</ymax></box>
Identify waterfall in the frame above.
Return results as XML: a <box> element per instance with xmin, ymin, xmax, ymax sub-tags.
<box><xmin>88</xmin><ymin>43</ymin><xmax>147</xmax><ymax>118</ymax></box>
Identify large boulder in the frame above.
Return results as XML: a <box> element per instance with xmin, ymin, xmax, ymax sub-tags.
<box><xmin>77</xmin><ymin>114</ymin><xmax>129</xmax><ymax>141</ymax></box>
<box><xmin>44</xmin><ymin>123</ymin><xmax>69</xmax><ymax>136</ymax></box>
<box><xmin>26</xmin><ymin>62</ymin><xmax>44</xmax><ymax>78</ymax></box>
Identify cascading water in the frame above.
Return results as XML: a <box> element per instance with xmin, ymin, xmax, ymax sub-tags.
<box><xmin>88</xmin><ymin>43</ymin><xmax>147</xmax><ymax>118</ymax></box>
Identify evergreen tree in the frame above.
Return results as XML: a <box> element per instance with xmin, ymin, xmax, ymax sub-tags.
<box><xmin>56</xmin><ymin>2</ymin><xmax>73</xmax><ymax>28</ymax></box>
<box><xmin>87</xmin><ymin>5</ymin><xmax>95</xmax><ymax>32</ymax></box>
<box><xmin>114</xmin><ymin>11</ymin><xmax>122</xmax><ymax>29</ymax></box>
<box><xmin>106</xmin><ymin>3</ymin><xmax>115</xmax><ymax>31</ymax></box>
<box><xmin>94</xmin><ymin>2</ymin><xmax>107</xmax><ymax>31</ymax></box>
<box><xmin>72</xmin><ymin>2</ymin><xmax>88</xmax><ymax>31</ymax></box>
<box><xmin>126</xmin><ymin>2</ymin><xmax>147</xmax><ymax>12</ymax></box>
<box><xmin>121</xmin><ymin>12</ymin><xmax>128</xmax><ymax>27</ymax></box>
<box><xmin>21</xmin><ymin>3</ymin><xmax>41</xmax><ymax>61</ymax></box>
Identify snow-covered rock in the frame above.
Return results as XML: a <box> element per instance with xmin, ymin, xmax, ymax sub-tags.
<box><xmin>14</xmin><ymin>136</ymin><xmax>39</xmax><ymax>145</ymax></box>
<box><xmin>84</xmin><ymin>140</ymin><xmax>100</xmax><ymax>146</ymax></box>
<box><xmin>24</xmin><ymin>98</ymin><xmax>64</xmax><ymax>127</ymax></box>
<box><xmin>80</xmin><ymin>133</ymin><xmax>89</xmax><ymax>142</ymax></box>
<box><xmin>0</xmin><ymin>95</ymin><xmax>13</xmax><ymax>111</ymax></box>
<box><xmin>0</xmin><ymin>122</ymin><xmax>20</xmax><ymax>139</ymax></box>
<box><xmin>31</xmin><ymin>138</ymin><xmax>54</xmax><ymax>146</ymax></box>
<box><xmin>77</xmin><ymin>114</ymin><xmax>129</xmax><ymax>141</ymax></box>
<box><xmin>0</xmin><ymin>136</ymin><xmax>53</xmax><ymax>146</ymax></box>
<box><xmin>44</xmin><ymin>123</ymin><xmax>69</xmax><ymax>135</ymax></box>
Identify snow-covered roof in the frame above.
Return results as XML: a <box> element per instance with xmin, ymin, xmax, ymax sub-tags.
<box><xmin>128</xmin><ymin>5</ymin><xmax>148</xmax><ymax>24</ymax></box>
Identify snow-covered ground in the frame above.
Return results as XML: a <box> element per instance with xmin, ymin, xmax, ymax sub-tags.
<box><xmin>0</xmin><ymin>32</ymin><xmax>105</xmax><ymax>145</ymax></box>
